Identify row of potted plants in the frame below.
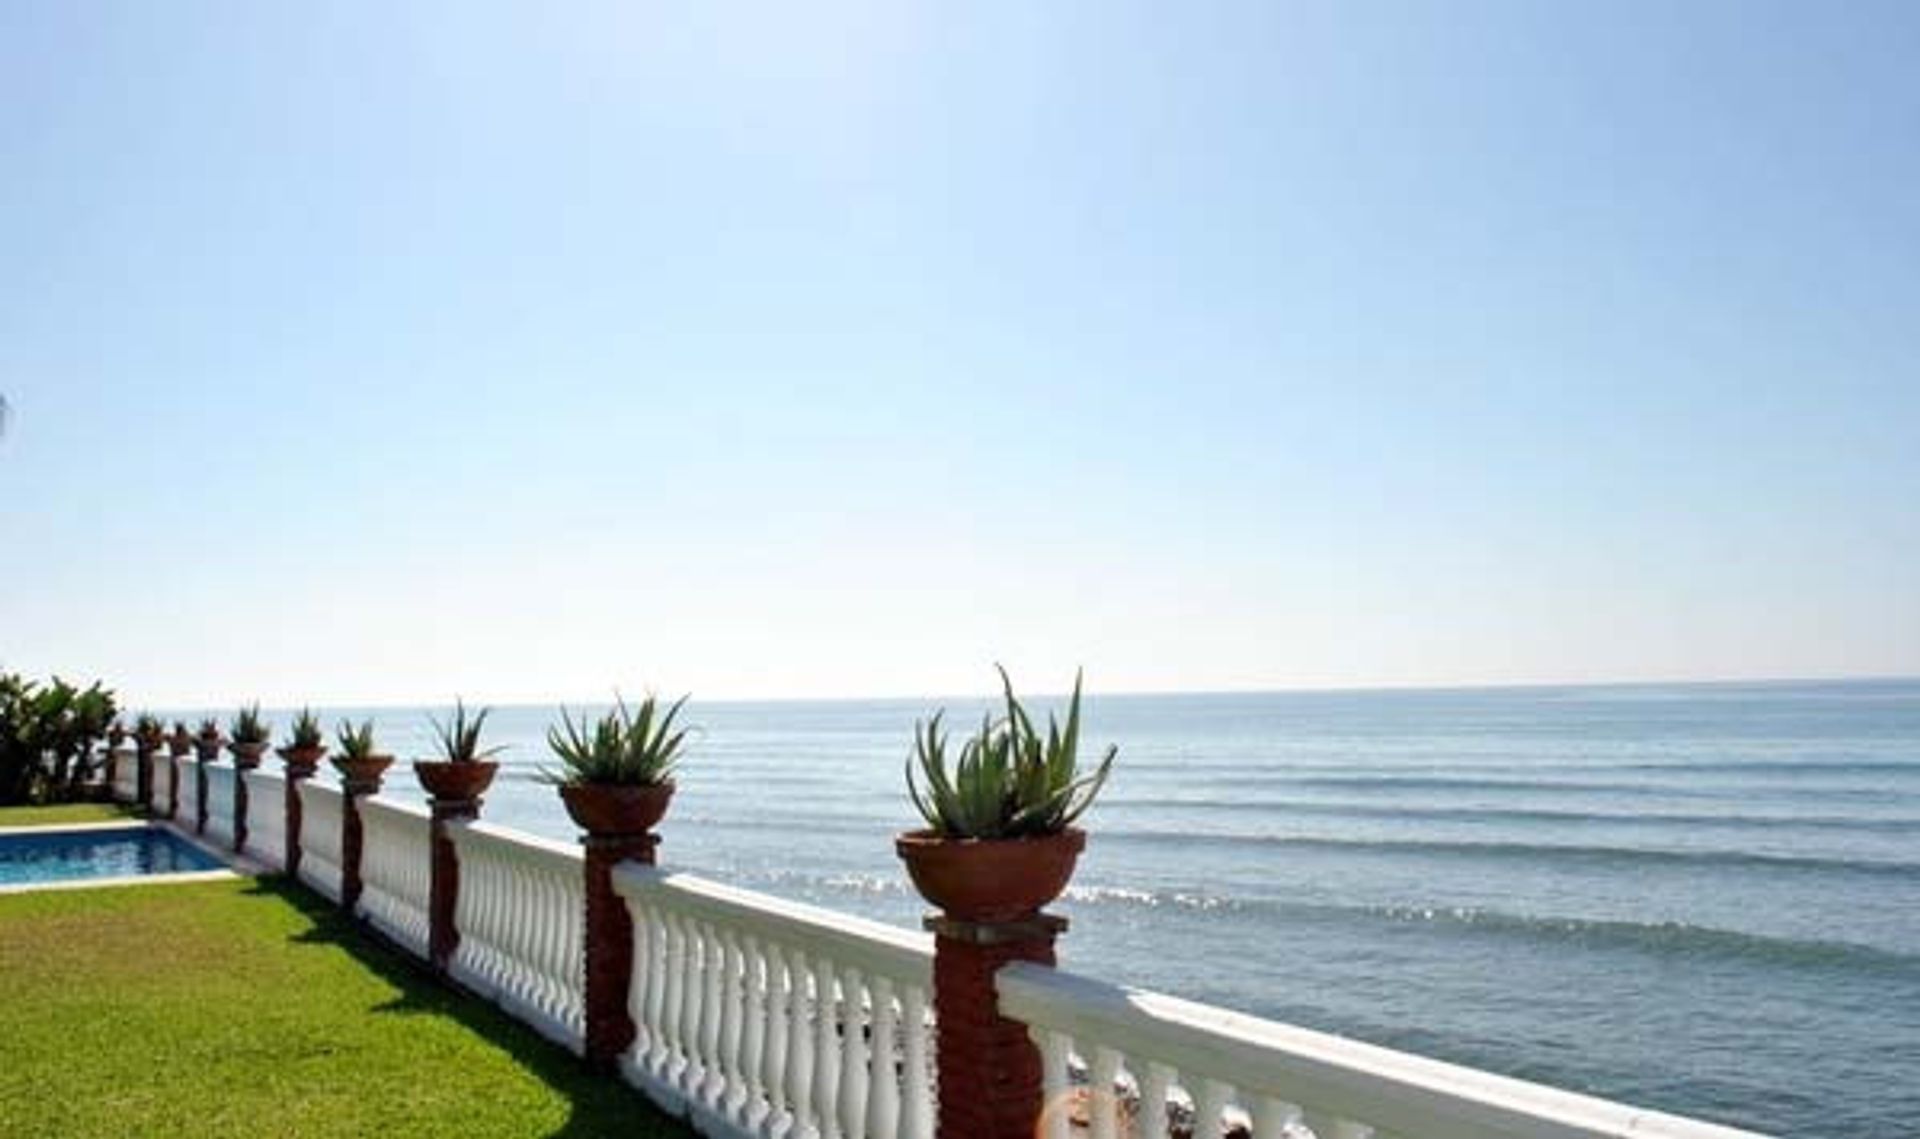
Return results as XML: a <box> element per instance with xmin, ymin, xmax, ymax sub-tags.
<box><xmin>155</xmin><ymin>668</ymin><xmax>1118</xmax><ymax>920</ymax></box>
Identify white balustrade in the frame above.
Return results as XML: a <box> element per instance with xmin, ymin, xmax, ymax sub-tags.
<box><xmin>151</xmin><ymin>756</ymin><xmax>175</xmax><ymax>817</ymax></box>
<box><xmin>357</xmin><ymin>796</ymin><xmax>432</xmax><ymax>959</ymax></box>
<box><xmin>242</xmin><ymin>770</ymin><xmax>287</xmax><ymax>871</ymax></box>
<box><xmin>203</xmin><ymin>765</ymin><xmax>237</xmax><ymax>847</ymax></box>
<box><xmin>447</xmin><ymin>821</ymin><xmax>586</xmax><ymax>1051</ymax></box>
<box><xmin>612</xmin><ymin>865</ymin><xmax>937</xmax><ymax>1139</ymax></box>
<box><xmin>174</xmin><ymin>759</ymin><xmax>200</xmax><ymax>827</ymax></box>
<box><xmin>999</xmin><ymin>964</ymin><xmax>1768</xmax><ymax>1139</ymax></box>
<box><xmin>297</xmin><ymin>782</ymin><xmax>345</xmax><ymax>901</ymax></box>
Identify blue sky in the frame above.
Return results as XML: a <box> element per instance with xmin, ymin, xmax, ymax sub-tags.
<box><xmin>2</xmin><ymin>1</ymin><xmax>1917</xmax><ymax>705</ymax></box>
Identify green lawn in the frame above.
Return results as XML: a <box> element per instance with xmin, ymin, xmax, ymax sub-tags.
<box><xmin>0</xmin><ymin>877</ymin><xmax>692</xmax><ymax>1138</ymax></box>
<box><xmin>0</xmin><ymin>801</ymin><xmax>137</xmax><ymax>827</ymax></box>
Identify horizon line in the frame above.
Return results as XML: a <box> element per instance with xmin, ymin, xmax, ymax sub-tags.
<box><xmin>118</xmin><ymin>670</ymin><xmax>1920</xmax><ymax>714</ymax></box>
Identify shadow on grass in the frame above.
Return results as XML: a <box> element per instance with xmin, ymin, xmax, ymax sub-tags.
<box><xmin>240</xmin><ymin>876</ymin><xmax>691</xmax><ymax>1139</ymax></box>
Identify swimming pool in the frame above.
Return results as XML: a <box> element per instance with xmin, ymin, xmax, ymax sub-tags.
<box><xmin>0</xmin><ymin>826</ymin><xmax>225</xmax><ymax>886</ymax></box>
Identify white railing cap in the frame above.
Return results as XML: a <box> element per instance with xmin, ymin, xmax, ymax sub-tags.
<box><xmin>297</xmin><ymin>780</ymin><xmax>344</xmax><ymax>805</ymax></box>
<box><xmin>614</xmin><ymin>864</ymin><xmax>933</xmax><ymax>986</ymax></box>
<box><xmin>997</xmin><ymin>964</ymin><xmax>1770</xmax><ymax>1139</ymax></box>
<box><xmin>451</xmin><ymin>819</ymin><xmax>584</xmax><ymax>872</ymax></box>
<box><xmin>359</xmin><ymin>796</ymin><xmax>432</xmax><ymax>825</ymax></box>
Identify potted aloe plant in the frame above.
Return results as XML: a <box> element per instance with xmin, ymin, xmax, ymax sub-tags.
<box><xmin>333</xmin><ymin>719</ymin><xmax>393</xmax><ymax>787</ymax></box>
<box><xmin>166</xmin><ymin>721</ymin><xmax>192</xmax><ymax>759</ymax></box>
<box><xmin>132</xmin><ymin>712</ymin><xmax>164</xmax><ymax>755</ymax></box>
<box><xmin>896</xmin><ymin>668</ymin><xmax>1116</xmax><ymax>922</ymax></box>
<box><xmin>539</xmin><ymin>693</ymin><xmax>690</xmax><ymax>834</ymax></box>
<box><xmin>192</xmin><ymin>717</ymin><xmax>223</xmax><ymax>761</ymax></box>
<box><xmin>227</xmin><ymin>703</ymin><xmax>272</xmax><ymax>769</ymax></box>
<box><xmin>414</xmin><ymin>698</ymin><xmax>504</xmax><ymax>801</ymax></box>
<box><xmin>277</xmin><ymin>707</ymin><xmax>328</xmax><ymax>772</ymax></box>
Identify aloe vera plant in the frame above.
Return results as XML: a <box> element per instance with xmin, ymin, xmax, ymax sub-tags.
<box><xmin>133</xmin><ymin>712</ymin><xmax>164</xmax><ymax>744</ymax></box>
<box><xmin>428</xmin><ymin>699</ymin><xmax>505</xmax><ymax>764</ymax></box>
<box><xmin>285</xmin><ymin>707</ymin><xmax>324</xmax><ymax>750</ymax></box>
<box><xmin>196</xmin><ymin>717</ymin><xmax>221</xmax><ymax>740</ymax></box>
<box><xmin>906</xmin><ymin>667</ymin><xmax>1116</xmax><ymax>840</ymax></box>
<box><xmin>336</xmin><ymin>719</ymin><xmax>380</xmax><ymax>761</ymax></box>
<box><xmin>230</xmin><ymin>703</ymin><xmax>272</xmax><ymax>746</ymax></box>
<box><xmin>539</xmin><ymin>693</ymin><xmax>690</xmax><ymax>787</ymax></box>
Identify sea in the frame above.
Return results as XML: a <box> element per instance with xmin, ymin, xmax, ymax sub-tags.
<box><xmin>203</xmin><ymin>678</ymin><xmax>1920</xmax><ymax>1138</ymax></box>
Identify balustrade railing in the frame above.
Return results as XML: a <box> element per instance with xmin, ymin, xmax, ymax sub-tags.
<box><xmin>356</xmin><ymin>796</ymin><xmax>432</xmax><ymax>958</ymax></box>
<box><xmin>202</xmin><ymin>765</ymin><xmax>236</xmax><ymax>847</ymax></box>
<box><xmin>998</xmin><ymin>964</ymin><xmax>1766</xmax><ymax>1139</ymax></box>
<box><xmin>242</xmin><ymin>770</ymin><xmax>287</xmax><ymax>871</ymax></box>
<box><xmin>611</xmin><ymin>865</ymin><xmax>938</xmax><ymax>1139</ymax></box>
<box><xmin>446</xmin><ymin>821</ymin><xmax>586</xmax><ymax>1051</ymax></box>
<box><xmin>85</xmin><ymin>739</ymin><xmax>1774</xmax><ymax>1139</ymax></box>
<box><xmin>296</xmin><ymin>782</ymin><xmax>345</xmax><ymax>901</ymax></box>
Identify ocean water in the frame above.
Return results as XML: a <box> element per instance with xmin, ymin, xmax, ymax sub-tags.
<box><xmin>217</xmin><ymin>679</ymin><xmax>1918</xmax><ymax>1138</ymax></box>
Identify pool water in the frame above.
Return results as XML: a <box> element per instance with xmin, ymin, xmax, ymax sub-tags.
<box><xmin>0</xmin><ymin>827</ymin><xmax>225</xmax><ymax>885</ymax></box>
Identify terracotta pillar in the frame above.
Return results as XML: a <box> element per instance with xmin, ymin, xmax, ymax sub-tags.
<box><xmin>427</xmin><ymin>796</ymin><xmax>481</xmax><ymax>972</ymax></box>
<box><xmin>165</xmin><ymin>754</ymin><xmax>183</xmax><ymax>821</ymax></box>
<box><xmin>926</xmin><ymin>912</ymin><xmax>1067</xmax><ymax>1139</ymax></box>
<box><xmin>230</xmin><ymin>747</ymin><xmax>266</xmax><ymax>853</ymax></box>
<box><xmin>582</xmin><ymin>831</ymin><xmax>659</xmax><ymax>1069</ymax></box>
<box><xmin>283</xmin><ymin>758</ymin><xmax>318</xmax><ymax>876</ymax></box>
<box><xmin>338</xmin><ymin>768</ymin><xmax>386</xmax><ymax>912</ymax></box>
<box><xmin>192</xmin><ymin>743</ymin><xmax>218</xmax><ymax>835</ymax></box>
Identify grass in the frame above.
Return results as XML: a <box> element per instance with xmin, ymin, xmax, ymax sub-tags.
<box><xmin>0</xmin><ymin>801</ymin><xmax>136</xmax><ymax>827</ymax></box>
<box><xmin>0</xmin><ymin>877</ymin><xmax>693</xmax><ymax>1139</ymax></box>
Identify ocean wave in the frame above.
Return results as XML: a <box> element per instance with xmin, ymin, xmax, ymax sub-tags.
<box><xmin>693</xmin><ymin>864</ymin><xmax>1918</xmax><ymax>978</ymax></box>
<box><xmin>1109</xmin><ymin>830</ymin><xmax>1920</xmax><ymax>877</ymax></box>
<box><xmin>1354</xmin><ymin>905</ymin><xmax>1920</xmax><ymax>978</ymax></box>
<box><xmin>1097</xmin><ymin>798</ymin><xmax>1920</xmax><ymax>831</ymax></box>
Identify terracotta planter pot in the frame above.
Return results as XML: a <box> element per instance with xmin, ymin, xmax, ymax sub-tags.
<box><xmin>895</xmin><ymin>827</ymin><xmax>1087</xmax><ymax>923</ymax></box>
<box><xmin>559</xmin><ymin>782</ymin><xmax>675</xmax><ymax>835</ymax></box>
<box><xmin>167</xmin><ymin>738</ymin><xmax>191</xmax><ymax>759</ymax></box>
<box><xmin>277</xmin><ymin>744</ymin><xmax>328</xmax><ymax>771</ymax></box>
<box><xmin>193</xmin><ymin>739</ymin><xmax>222</xmax><ymax>763</ymax></box>
<box><xmin>334</xmin><ymin>755</ymin><xmax>394</xmax><ymax>786</ymax></box>
<box><xmin>413</xmin><ymin>760</ymin><xmax>498</xmax><ymax>801</ymax></box>
<box><xmin>228</xmin><ymin>740</ymin><xmax>270</xmax><ymax>768</ymax></box>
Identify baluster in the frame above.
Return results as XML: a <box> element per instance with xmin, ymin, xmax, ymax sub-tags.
<box><xmin>626</xmin><ymin>899</ymin><xmax>651</xmax><ymax>1062</ymax></box>
<box><xmin>553</xmin><ymin>870</ymin><xmax>575</xmax><ymax>1029</ymax></box>
<box><xmin>642</xmin><ymin>909</ymin><xmax>668</xmax><ymax>1070</ymax></box>
<box><xmin>812</xmin><ymin>955</ymin><xmax>842</xmax><ymax>1139</ymax></box>
<box><xmin>662</xmin><ymin>912</ymin><xmax>690</xmax><ymax>1081</ymax></box>
<box><xmin>679</xmin><ymin>919</ymin><xmax>709</xmax><ymax>1099</ymax></box>
<box><xmin>1139</xmin><ymin>1062</ymin><xmax>1174</xmax><ymax>1138</ymax></box>
<box><xmin>786</xmin><ymin>949</ymin><xmax>815</xmax><ymax>1136</ymax></box>
<box><xmin>700</xmin><ymin>925</ymin><xmax>726</xmax><ymax>1110</ymax></box>
<box><xmin>1250</xmin><ymin>1096</ymin><xmax>1299</xmax><ymax>1139</ymax></box>
<box><xmin>837</xmin><ymin>965</ymin><xmax>869</xmax><ymax>1139</ymax></box>
<box><xmin>763</xmin><ymin>943</ymin><xmax>793</xmax><ymax>1133</ymax></box>
<box><xmin>720</xmin><ymin>929</ymin><xmax>746</xmax><ymax>1121</ymax></box>
<box><xmin>739</xmin><ymin>936</ymin><xmax>768</xmax><ymax>1129</ymax></box>
<box><xmin>1194</xmin><ymin>1079</ymin><xmax>1233</xmax><ymax>1139</ymax></box>
<box><xmin>865</xmin><ymin>976</ymin><xmax>899</xmax><ymax>1139</ymax></box>
<box><xmin>1035</xmin><ymin>1029</ymin><xmax>1072</xmax><ymax>1139</ymax></box>
<box><xmin>1088</xmin><ymin>1045</ymin><xmax>1124</xmax><ymax>1139</ymax></box>
<box><xmin>899</xmin><ymin>985</ymin><xmax>932</xmax><ymax>1139</ymax></box>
